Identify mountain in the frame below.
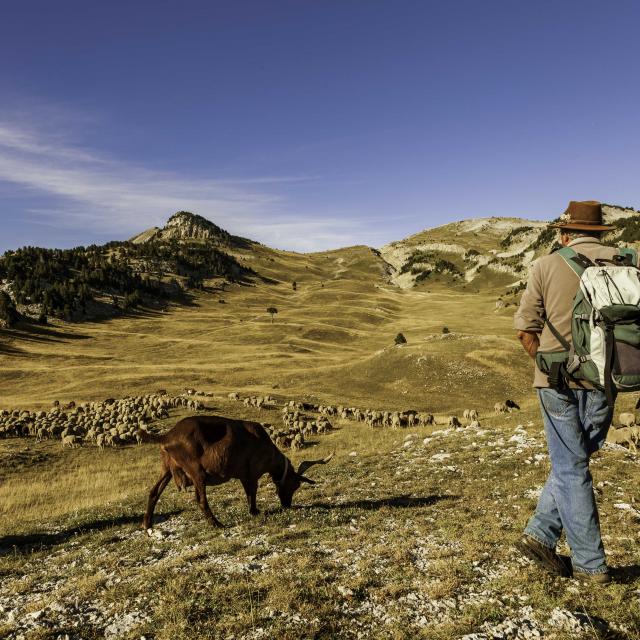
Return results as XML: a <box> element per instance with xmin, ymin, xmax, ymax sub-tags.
<box><xmin>129</xmin><ymin>211</ymin><xmax>245</xmax><ymax>247</ymax></box>
<box><xmin>2</xmin><ymin>204</ymin><xmax>639</xmax><ymax>328</ymax></box>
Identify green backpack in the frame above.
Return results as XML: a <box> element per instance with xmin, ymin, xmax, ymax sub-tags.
<box><xmin>535</xmin><ymin>246</ymin><xmax>640</xmax><ymax>405</ymax></box>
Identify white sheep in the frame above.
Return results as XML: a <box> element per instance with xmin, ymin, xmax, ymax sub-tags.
<box><xmin>607</xmin><ymin>426</ymin><xmax>638</xmax><ymax>452</ymax></box>
<box><xmin>62</xmin><ymin>435</ymin><xmax>81</xmax><ymax>448</ymax></box>
<box><xmin>618</xmin><ymin>412</ymin><xmax>636</xmax><ymax>427</ymax></box>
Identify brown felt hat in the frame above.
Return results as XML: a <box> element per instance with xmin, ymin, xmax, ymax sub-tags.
<box><xmin>550</xmin><ymin>200</ymin><xmax>613</xmax><ymax>231</ymax></box>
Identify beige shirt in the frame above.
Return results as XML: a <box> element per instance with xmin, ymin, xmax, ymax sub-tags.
<box><xmin>513</xmin><ymin>237</ymin><xmax>620</xmax><ymax>388</ymax></box>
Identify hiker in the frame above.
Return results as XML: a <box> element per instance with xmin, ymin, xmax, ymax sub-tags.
<box><xmin>513</xmin><ymin>200</ymin><xmax>639</xmax><ymax>584</ymax></box>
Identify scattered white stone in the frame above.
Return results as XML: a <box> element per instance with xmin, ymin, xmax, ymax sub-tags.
<box><xmin>429</xmin><ymin>452</ymin><xmax>452</xmax><ymax>462</ymax></box>
<box><xmin>104</xmin><ymin>610</ymin><xmax>149</xmax><ymax>638</ymax></box>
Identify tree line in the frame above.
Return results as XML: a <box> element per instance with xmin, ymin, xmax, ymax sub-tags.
<box><xmin>0</xmin><ymin>239</ymin><xmax>250</xmax><ymax>325</ymax></box>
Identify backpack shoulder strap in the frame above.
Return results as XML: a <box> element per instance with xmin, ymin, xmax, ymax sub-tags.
<box><xmin>618</xmin><ymin>246</ymin><xmax>638</xmax><ymax>266</ymax></box>
<box><xmin>556</xmin><ymin>246</ymin><xmax>593</xmax><ymax>278</ymax></box>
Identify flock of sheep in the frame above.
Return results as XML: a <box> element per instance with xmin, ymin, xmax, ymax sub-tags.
<box><xmin>227</xmin><ymin>392</ymin><xmax>639</xmax><ymax>452</ymax></box>
<box><xmin>226</xmin><ymin>392</ymin><xmax>492</xmax><ymax>431</ymax></box>
<box><xmin>0</xmin><ymin>393</ymin><xmax>204</xmax><ymax>448</ymax></box>
<box><xmin>2</xmin><ymin>387</ymin><xmax>638</xmax><ymax>453</ymax></box>
<box><xmin>226</xmin><ymin>393</ymin><xmax>334</xmax><ymax>449</ymax></box>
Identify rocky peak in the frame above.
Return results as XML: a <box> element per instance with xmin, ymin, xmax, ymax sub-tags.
<box><xmin>129</xmin><ymin>211</ymin><xmax>232</xmax><ymax>245</ymax></box>
<box><xmin>162</xmin><ymin>211</ymin><xmax>231</xmax><ymax>243</ymax></box>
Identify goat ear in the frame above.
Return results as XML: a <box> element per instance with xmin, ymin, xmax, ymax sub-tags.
<box><xmin>298</xmin><ymin>474</ymin><xmax>316</xmax><ymax>485</ymax></box>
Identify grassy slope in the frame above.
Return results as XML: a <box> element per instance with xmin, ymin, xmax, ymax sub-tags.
<box><xmin>0</xmin><ymin>234</ymin><xmax>639</xmax><ymax>638</ymax></box>
<box><xmin>0</xmin><ymin>241</ymin><xmax>531</xmax><ymax>413</ymax></box>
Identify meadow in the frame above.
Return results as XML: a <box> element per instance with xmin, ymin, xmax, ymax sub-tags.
<box><xmin>1</xmin><ymin>239</ymin><xmax>639</xmax><ymax>638</ymax></box>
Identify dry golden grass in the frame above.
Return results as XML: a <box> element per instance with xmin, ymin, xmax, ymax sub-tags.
<box><xmin>1</xmin><ymin>240</ymin><xmax>639</xmax><ymax>638</ymax></box>
<box><xmin>0</xmin><ymin>242</ymin><xmax>533</xmax><ymax>415</ymax></box>
<box><xmin>0</xmin><ymin>405</ymin><xmax>639</xmax><ymax>638</ymax></box>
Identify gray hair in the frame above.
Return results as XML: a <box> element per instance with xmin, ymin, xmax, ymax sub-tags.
<box><xmin>559</xmin><ymin>229</ymin><xmax>604</xmax><ymax>241</ymax></box>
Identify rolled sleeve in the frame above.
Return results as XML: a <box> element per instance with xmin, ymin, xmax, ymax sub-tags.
<box><xmin>514</xmin><ymin>259</ymin><xmax>545</xmax><ymax>333</ymax></box>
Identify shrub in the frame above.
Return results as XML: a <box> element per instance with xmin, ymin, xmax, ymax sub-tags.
<box><xmin>500</xmin><ymin>226</ymin><xmax>533</xmax><ymax>249</ymax></box>
<box><xmin>267</xmin><ymin>307</ymin><xmax>278</xmax><ymax>323</ymax></box>
<box><xmin>442</xmin><ymin>326</ymin><xmax>450</xmax><ymax>334</ymax></box>
<box><xmin>0</xmin><ymin>291</ymin><xmax>18</xmax><ymax>327</ymax></box>
<box><xmin>528</xmin><ymin>226</ymin><xmax>557</xmax><ymax>251</ymax></box>
<box><xmin>612</xmin><ymin>216</ymin><xmax>640</xmax><ymax>243</ymax></box>
<box><xmin>394</xmin><ymin>332</ymin><xmax>407</xmax><ymax>345</ymax></box>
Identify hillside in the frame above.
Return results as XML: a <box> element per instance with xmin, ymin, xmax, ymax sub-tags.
<box><xmin>3</xmin><ymin>204</ymin><xmax>640</xmax><ymax>410</ymax></box>
<box><xmin>379</xmin><ymin>205</ymin><xmax>640</xmax><ymax>292</ymax></box>
<box><xmin>0</xmin><ymin>212</ymin><xmax>253</xmax><ymax>327</ymax></box>
<box><xmin>4</xmin><ymin>205</ymin><xmax>640</xmax><ymax>329</ymax></box>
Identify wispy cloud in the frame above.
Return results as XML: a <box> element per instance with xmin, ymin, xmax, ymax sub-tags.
<box><xmin>0</xmin><ymin>116</ymin><xmax>388</xmax><ymax>252</ymax></box>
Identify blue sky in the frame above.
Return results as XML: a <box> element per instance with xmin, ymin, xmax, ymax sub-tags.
<box><xmin>1</xmin><ymin>1</ymin><xmax>639</xmax><ymax>253</ymax></box>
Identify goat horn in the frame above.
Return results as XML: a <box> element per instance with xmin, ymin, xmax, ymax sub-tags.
<box><xmin>297</xmin><ymin>453</ymin><xmax>333</xmax><ymax>476</ymax></box>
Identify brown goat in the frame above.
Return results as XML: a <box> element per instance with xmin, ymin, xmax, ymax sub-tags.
<box><xmin>143</xmin><ymin>415</ymin><xmax>332</xmax><ymax>531</ymax></box>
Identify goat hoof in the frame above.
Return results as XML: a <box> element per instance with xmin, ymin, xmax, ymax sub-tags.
<box><xmin>250</xmin><ymin>508</ymin><xmax>260</xmax><ymax>517</ymax></box>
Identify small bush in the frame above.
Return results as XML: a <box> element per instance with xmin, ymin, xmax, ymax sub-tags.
<box><xmin>394</xmin><ymin>332</ymin><xmax>407</xmax><ymax>345</ymax></box>
<box><xmin>0</xmin><ymin>291</ymin><xmax>18</xmax><ymax>327</ymax></box>
<box><xmin>500</xmin><ymin>226</ymin><xmax>533</xmax><ymax>249</ymax></box>
<box><xmin>442</xmin><ymin>326</ymin><xmax>450</xmax><ymax>334</ymax></box>
<box><xmin>267</xmin><ymin>307</ymin><xmax>278</xmax><ymax>323</ymax></box>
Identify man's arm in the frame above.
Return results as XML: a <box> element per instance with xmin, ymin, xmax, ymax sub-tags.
<box><xmin>517</xmin><ymin>330</ymin><xmax>539</xmax><ymax>358</ymax></box>
<box><xmin>513</xmin><ymin>259</ymin><xmax>545</xmax><ymax>359</ymax></box>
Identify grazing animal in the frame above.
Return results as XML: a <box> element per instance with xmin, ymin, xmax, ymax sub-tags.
<box><xmin>419</xmin><ymin>413</ymin><xmax>435</xmax><ymax>426</ymax></box>
<box><xmin>448</xmin><ymin>416</ymin><xmax>461</xmax><ymax>428</ymax></box>
<box><xmin>606</xmin><ymin>426</ymin><xmax>638</xmax><ymax>452</ymax></box>
<box><xmin>62</xmin><ymin>435</ymin><xmax>81</xmax><ymax>448</ymax></box>
<box><xmin>505</xmin><ymin>399</ymin><xmax>520</xmax><ymax>410</ymax></box>
<box><xmin>494</xmin><ymin>402</ymin><xmax>508</xmax><ymax>414</ymax></box>
<box><xmin>618</xmin><ymin>412</ymin><xmax>636</xmax><ymax>427</ymax></box>
<box><xmin>143</xmin><ymin>415</ymin><xmax>333</xmax><ymax>531</ymax></box>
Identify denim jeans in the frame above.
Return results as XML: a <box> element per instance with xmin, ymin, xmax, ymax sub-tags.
<box><xmin>524</xmin><ymin>387</ymin><xmax>613</xmax><ymax>574</ymax></box>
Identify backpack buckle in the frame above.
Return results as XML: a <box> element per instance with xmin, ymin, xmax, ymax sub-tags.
<box><xmin>565</xmin><ymin>354</ymin><xmax>582</xmax><ymax>375</ymax></box>
<box><xmin>548</xmin><ymin>361</ymin><xmax>568</xmax><ymax>390</ymax></box>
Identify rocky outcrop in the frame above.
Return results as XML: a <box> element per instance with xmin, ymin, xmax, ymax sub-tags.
<box><xmin>129</xmin><ymin>211</ymin><xmax>232</xmax><ymax>245</ymax></box>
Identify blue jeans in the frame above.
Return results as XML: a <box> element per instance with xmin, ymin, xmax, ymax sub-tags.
<box><xmin>524</xmin><ymin>387</ymin><xmax>613</xmax><ymax>575</ymax></box>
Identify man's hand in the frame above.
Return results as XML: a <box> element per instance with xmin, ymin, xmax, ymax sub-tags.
<box><xmin>517</xmin><ymin>330</ymin><xmax>539</xmax><ymax>359</ymax></box>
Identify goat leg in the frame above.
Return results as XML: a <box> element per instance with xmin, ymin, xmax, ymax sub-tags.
<box><xmin>143</xmin><ymin>470</ymin><xmax>172</xmax><ymax>531</ymax></box>
<box><xmin>193</xmin><ymin>478</ymin><xmax>224</xmax><ymax>528</ymax></box>
<box><xmin>241</xmin><ymin>478</ymin><xmax>260</xmax><ymax>516</ymax></box>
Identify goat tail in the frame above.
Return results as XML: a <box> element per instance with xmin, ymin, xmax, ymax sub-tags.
<box><xmin>138</xmin><ymin>430</ymin><xmax>165</xmax><ymax>444</ymax></box>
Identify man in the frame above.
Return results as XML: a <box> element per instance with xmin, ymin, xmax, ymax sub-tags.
<box><xmin>513</xmin><ymin>200</ymin><xmax>619</xmax><ymax>584</ymax></box>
